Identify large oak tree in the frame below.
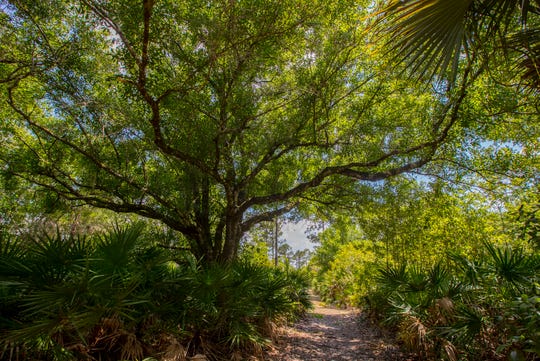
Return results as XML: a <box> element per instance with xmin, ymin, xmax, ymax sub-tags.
<box><xmin>0</xmin><ymin>0</ymin><xmax>495</xmax><ymax>262</ymax></box>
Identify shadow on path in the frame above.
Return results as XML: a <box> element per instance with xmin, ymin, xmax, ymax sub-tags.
<box><xmin>264</xmin><ymin>294</ymin><xmax>410</xmax><ymax>361</ymax></box>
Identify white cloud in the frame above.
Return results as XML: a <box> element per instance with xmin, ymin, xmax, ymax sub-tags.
<box><xmin>281</xmin><ymin>220</ymin><xmax>315</xmax><ymax>251</ymax></box>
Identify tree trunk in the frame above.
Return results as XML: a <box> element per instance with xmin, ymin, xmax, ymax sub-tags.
<box><xmin>218</xmin><ymin>210</ymin><xmax>242</xmax><ymax>263</ymax></box>
<box><xmin>273</xmin><ymin>218</ymin><xmax>279</xmax><ymax>267</ymax></box>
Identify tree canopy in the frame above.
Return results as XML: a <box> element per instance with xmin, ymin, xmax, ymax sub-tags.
<box><xmin>0</xmin><ymin>0</ymin><xmax>536</xmax><ymax>262</ymax></box>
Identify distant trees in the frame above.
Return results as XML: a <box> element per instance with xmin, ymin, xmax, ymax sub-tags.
<box><xmin>240</xmin><ymin>219</ymin><xmax>311</xmax><ymax>268</ymax></box>
<box><xmin>309</xmin><ymin>177</ymin><xmax>521</xmax><ymax>305</ymax></box>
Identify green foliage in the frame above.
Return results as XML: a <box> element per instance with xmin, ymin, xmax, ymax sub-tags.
<box><xmin>0</xmin><ymin>0</ymin><xmax>538</xmax><ymax>357</ymax></box>
<box><xmin>309</xmin><ymin>188</ymin><xmax>540</xmax><ymax>360</ymax></box>
<box><xmin>180</xmin><ymin>261</ymin><xmax>310</xmax><ymax>356</ymax></box>
<box><xmin>2</xmin><ymin>0</ymin><xmax>531</xmax><ymax>263</ymax></box>
<box><xmin>239</xmin><ymin>238</ymin><xmax>273</xmax><ymax>267</ymax></box>
<box><xmin>313</xmin><ymin>241</ymin><xmax>377</xmax><ymax>307</ymax></box>
<box><xmin>366</xmin><ymin>243</ymin><xmax>540</xmax><ymax>361</ymax></box>
<box><xmin>309</xmin><ymin>181</ymin><xmax>506</xmax><ymax>308</ymax></box>
<box><xmin>516</xmin><ymin>201</ymin><xmax>540</xmax><ymax>250</ymax></box>
<box><xmin>504</xmin><ymin>286</ymin><xmax>540</xmax><ymax>358</ymax></box>
<box><xmin>0</xmin><ymin>224</ymin><xmax>311</xmax><ymax>361</ymax></box>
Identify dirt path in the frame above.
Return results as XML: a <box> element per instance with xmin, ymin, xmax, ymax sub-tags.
<box><xmin>264</xmin><ymin>295</ymin><xmax>408</xmax><ymax>361</ymax></box>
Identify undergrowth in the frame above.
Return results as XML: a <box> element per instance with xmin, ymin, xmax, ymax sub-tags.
<box><xmin>0</xmin><ymin>223</ymin><xmax>311</xmax><ymax>361</ymax></box>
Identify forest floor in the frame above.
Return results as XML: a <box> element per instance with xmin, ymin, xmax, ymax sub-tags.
<box><xmin>263</xmin><ymin>295</ymin><xmax>412</xmax><ymax>361</ymax></box>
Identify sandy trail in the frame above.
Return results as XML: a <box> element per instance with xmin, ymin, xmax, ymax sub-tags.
<box><xmin>264</xmin><ymin>295</ymin><xmax>408</xmax><ymax>361</ymax></box>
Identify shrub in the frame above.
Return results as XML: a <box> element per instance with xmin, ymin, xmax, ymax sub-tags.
<box><xmin>0</xmin><ymin>224</ymin><xmax>311</xmax><ymax>361</ymax></box>
<box><xmin>313</xmin><ymin>241</ymin><xmax>377</xmax><ymax>307</ymax></box>
<box><xmin>366</xmin><ymin>243</ymin><xmax>540</xmax><ymax>361</ymax></box>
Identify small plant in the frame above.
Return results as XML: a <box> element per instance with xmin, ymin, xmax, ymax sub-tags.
<box><xmin>367</xmin><ymin>242</ymin><xmax>540</xmax><ymax>361</ymax></box>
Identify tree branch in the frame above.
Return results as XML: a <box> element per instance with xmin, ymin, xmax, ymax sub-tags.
<box><xmin>240</xmin><ymin>203</ymin><xmax>298</xmax><ymax>233</ymax></box>
<box><xmin>81</xmin><ymin>0</ymin><xmax>141</xmax><ymax>66</ymax></box>
<box><xmin>240</xmin><ymin>60</ymin><xmax>478</xmax><ymax>212</ymax></box>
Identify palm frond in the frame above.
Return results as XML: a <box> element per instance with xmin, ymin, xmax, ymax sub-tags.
<box><xmin>375</xmin><ymin>263</ymin><xmax>408</xmax><ymax>292</ymax></box>
<box><xmin>374</xmin><ymin>0</ymin><xmax>473</xmax><ymax>82</ymax></box>
<box><xmin>440</xmin><ymin>304</ymin><xmax>485</xmax><ymax>343</ymax></box>
<box><xmin>448</xmin><ymin>251</ymin><xmax>486</xmax><ymax>286</ymax></box>
<box><xmin>426</xmin><ymin>262</ymin><xmax>452</xmax><ymax>297</ymax></box>
<box><xmin>507</xmin><ymin>27</ymin><xmax>540</xmax><ymax>90</ymax></box>
<box><xmin>27</xmin><ymin>232</ymin><xmax>90</xmax><ymax>285</ymax></box>
<box><xmin>405</xmin><ymin>265</ymin><xmax>430</xmax><ymax>293</ymax></box>
<box><xmin>373</xmin><ymin>0</ymin><xmax>539</xmax><ymax>86</ymax></box>
<box><xmin>398</xmin><ymin>314</ymin><xmax>429</xmax><ymax>353</ymax></box>
<box><xmin>94</xmin><ymin>222</ymin><xmax>145</xmax><ymax>275</ymax></box>
<box><xmin>484</xmin><ymin>241</ymin><xmax>539</xmax><ymax>292</ymax></box>
<box><xmin>0</xmin><ymin>256</ymin><xmax>32</xmax><ymax>280</ymax></box>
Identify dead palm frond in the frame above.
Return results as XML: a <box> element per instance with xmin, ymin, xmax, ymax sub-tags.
<box><xmin>443</xmin><ymin>339</ymin><xmax>459</xmax><ymax>361</ymax></box>
<box><xmin>398</xmin><ymin>314</ymin><xmax>428</xmax><ymax>353</ymax></box>
<box><xmin>162</xmin><ymin>338</ymin><xmax>187</xmax><ymax>361</ymax></box>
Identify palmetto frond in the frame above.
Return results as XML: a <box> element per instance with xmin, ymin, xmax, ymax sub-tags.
<box><xmin>0</xmin><ymin>224</ymin><xmax>311</xmax><ymax>360</ymax></box>
<box><xmin>507</xmin><ymin>27</ymin><xmax>540</xmax><ymax>89</ymax></box>
<box><xmin>377</xmin><ymin>0</ymin><xmax>472</xmax><ymax>82</ymax></box>
<box><xmin>94</xmin><ymin>222</ymin><xmax>145</xmax><ymax>276</ymax></box>
<box><xmin>375</xmin><ymin>0</ymin><xmax>540</xmax><ymax>87</ymax></box>
<box><xmin>448</xmin><ymin>251</ymin><xmax>486</xmax><ymax>286</ymax></box>
<box><xmin>375</xmin><ymin>263</ymin><xmax>409</xmax><ymax>292</ymax></box>
<box><xmin>439</xmin><ymin>304</ymin><xmax>486</xmax><ymax>343</ymax></box>
<box><xmin>484</xmin><ymin>241</ymin><xmax>540</xmax><ymax>292</ymax></box>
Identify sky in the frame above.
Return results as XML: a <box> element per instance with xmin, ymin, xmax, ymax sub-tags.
<box><xmin>281</xmin><ymin>220</ymin><xmax>316</xmax><ymax>252</ymax></box>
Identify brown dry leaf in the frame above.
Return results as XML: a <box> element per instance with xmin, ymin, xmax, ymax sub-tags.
<box><xmin>443</xmin><ymin>340</ymin><xmax>458</xmax><ymax>361</ymax></box>
<box><xmin>120</xmin><ymin>332</ymin><xmax>144</xmax><ymax>361</ymax></box>
<box><xmin>437</xmin><ymin>297</ymin><xmax>454</xmax><ymax>314</ymax></box>
<box><xmin>189</xmin><ymin>354</ymin><xmax>208</xmax><ymax>361</ymax></box>
<box><xmin>399</xmin><ymin>315</ymin><xmax>427</xmax><ymax>351</ymax></box>
<box><xmin>163</xmin><ymin>339</ymin><xmax>187</xmax><ymax>361</ymax></box>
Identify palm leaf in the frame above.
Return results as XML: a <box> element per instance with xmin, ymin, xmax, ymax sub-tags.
<box><xmin>484</xmin><ymin>241</ymin><xmax>539</xmax><ymax>291</ymax></box>
<box><xmin>507</xmin><ymin>27</ymin><xmax>540</xmax><ymax>90</ymax></box>
<box><xmin>374</xmin><ymin>0</ymin><xmax>537</xmax><ymax>85</ymax></box>
<box><xmin>375</xmin><ymin>263</ymin><xmax>408</xmax><ymax>292</ymax></box>
<box><xmin>439</xmin><ymin>304</ymin><xmax>485</xmax><ymax>343</ymax></box>
<box><xmin>448</xmin><ymin>251</ymin><xmax>486</xmax><ymax>286</ymax></box>
<box><xmin>405</xmin><ymin>265</ymin><xmax>429</xmax><ymax>293</ymax></box>
<box><xmin>94</xmin><ymin>222</ymin><xmax>145</xmax><ymax>276</ymax></box>
<box><xmin>426</xmin><ymin>262</ymin><xmax>453</xmax><ymax>298</ymax></box>
<box><xmin>375</xmin><ymin>0</ymin><xmax>473</xmax><ymax>82</ymax></box>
